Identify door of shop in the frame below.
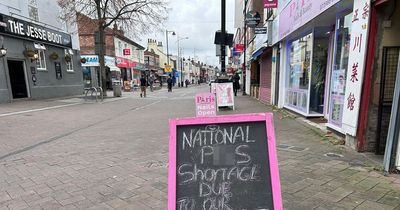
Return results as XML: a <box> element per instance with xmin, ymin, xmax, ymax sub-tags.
<box><xmin>7</xmin><ymin>60</ymin><xmax>29</xmax><ymax>99</ymax></box>
<box><xmin>376</xmin><ymin>47</ymin><xmax>400</xmax><ymax>155</ymax></box>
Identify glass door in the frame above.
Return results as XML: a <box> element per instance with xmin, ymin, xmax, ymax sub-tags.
<box><xmin>328</xmin><ymin>13</ymin><xmax>353</xmax><ymax>129</ymax></box>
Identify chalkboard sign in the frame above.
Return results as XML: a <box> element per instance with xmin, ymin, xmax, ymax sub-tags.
<box><xmin>168</xmin><ymin>113</ymin><xmax>282</xmax><ymax>210</ymax></box>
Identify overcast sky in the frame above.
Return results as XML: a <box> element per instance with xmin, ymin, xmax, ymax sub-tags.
<box><xmin>140</xmin><ymin>0</ymin><xmax>235</xmax><ymax>67</ymax></box>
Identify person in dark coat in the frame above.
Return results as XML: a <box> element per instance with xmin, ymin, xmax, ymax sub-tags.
<box><xmin>167</xmin><ymin>76</ymin><xmax>173</xmax><ymax>92</ymax></box>
<box><xmin>233</xmin><ymin>73</ymin><xmax>240</xmax><ymax>96</ymax></box>
<box><xmin>140</xmin><ymin>75</ymin><xmax>147</xmax><ymax>97</ymax></box>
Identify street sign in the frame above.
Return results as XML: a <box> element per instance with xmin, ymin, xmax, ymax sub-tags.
<box><xmin>168</xmin><ymin>113</ymin><xmax>282</xmax><ymax>210</ymax></box>
<box><xmin>264</xmin><ymin>0</ymin><xmax>278</xmax><ymax>8</ymax></box>
<box><xmin>255</xmin><ymin>27</ymin><xmax>268</xmax><ymax>34</ymax></box>
<box><xmin>245</xmin><ymin>11</ymin><xmax>261</xmax><ymax>28</ymax></box>
<box><xmin>195</xmin><ymin>93</ymin><xmax>216</xmax><ymax>117</ymax></box>
<box><xmin>164</xmin><ymin>64</ymin><xmax>172</xmax><ymax>73</ymax></box>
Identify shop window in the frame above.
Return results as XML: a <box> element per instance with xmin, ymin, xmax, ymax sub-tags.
<box><xmin>285</xmin><ymin>33</ymin><xmax>313</xmax><ymax>113</ymax></box>
<box><xmin>36</xmin><ymin>50</ymin><xmax>46</xmax><ymax>70</ymax></box>
<box><xmin>28</xmin><ymin>0</ymin><xmax>39</xmax><ymax>21</ymax></box>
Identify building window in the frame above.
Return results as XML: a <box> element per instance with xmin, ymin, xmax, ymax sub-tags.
<box><xmin>28</xmin><ymin>0</ymin><xmax>39</xmax><ymax>21</ymax></box>
<box><xmin>36</xmin><ymin>50</ymin><xmax>46</xmax><ymax>70</ymax></box>
<box><xmin>65</xmin><ymin>49</ymin><xmax>74</xmax><ymax>72</ymax></box>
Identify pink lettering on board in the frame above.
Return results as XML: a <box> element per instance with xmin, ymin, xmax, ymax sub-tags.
<box><xmin>195</xmin><ymin>93</ymin><xmax>216</xmax><ymax>117</ymax></box>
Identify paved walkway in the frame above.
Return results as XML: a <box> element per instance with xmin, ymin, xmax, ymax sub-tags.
<box><xmin>0</xmin><ymin>85</ymin><xmax>399</xmax><ymax>209</ymax></box>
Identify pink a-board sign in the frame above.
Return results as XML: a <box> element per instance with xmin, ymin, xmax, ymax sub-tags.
<box><xmin>216</xmin><ymin>82</ymin><xmax>235</xmax><ymax>110</ymax></box>
<box><xmin>195</xmin><ymin>93</ymin><xmax>216</xmax><ymax>117</ymax></box>
<box><xmin>168</xmin><ymin>113</ymin><xmax>282</xmax><ymax>210</ymax></box>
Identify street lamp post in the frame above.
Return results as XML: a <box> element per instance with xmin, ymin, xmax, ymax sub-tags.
<box><xmin>165</xmin><ymin>30</ymin><xmax>175</xmax><ymax>67</ymax></box>
<box><xmin>182</xmin><ymin>58</ymin><xmax>185</xmax><ymax>87</ymax></box>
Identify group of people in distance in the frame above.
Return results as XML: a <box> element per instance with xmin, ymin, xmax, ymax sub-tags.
<box><xmin>139</xmin><ymin>72</ymin><xmax>241</xmax><ymax>98</ymax></box>
<box><xmin>139</xmin><ymin>74</ymin><xmax>174</xmax><ymax>98</ymax></box>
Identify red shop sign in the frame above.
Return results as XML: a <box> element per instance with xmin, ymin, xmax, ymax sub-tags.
<box><xmin>264</xmin><ymin>0</ymin><xmax>278</xmax><ymax>8</ymax></box>
<box><xmin>116</xmin><ymin>57</ymin><xmax>137</xmax><ymax>68</ymax></box>
<box><xmin>123</xmin><ymin>49</ymin><xmax>131</xmax><ymax>55</ymax></box>
<box><xmin>235</xmin><ymin>44</ymin><xmax>244</xmax><ymax>53</ymax></box>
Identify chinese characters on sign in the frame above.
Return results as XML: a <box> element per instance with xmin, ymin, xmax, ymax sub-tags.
<box><xmin>342</xmin><ymin>0</ymin><xmax>371</xmax><ymax>136</ymax></box>
<box><xmin>347</xmin><ymin>93</ymin><xmax>356</xmax><ymax>111</ymax></box>
<box><xmin>350</xmin><ymin>63</ymin><xmax>359</xmax><ymax>83</ymax></box>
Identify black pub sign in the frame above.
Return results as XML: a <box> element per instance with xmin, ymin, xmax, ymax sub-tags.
<box><xmin>0</xmin><ymin>13</ymin><xmax>72</xmax><ymax>48</ymax></box>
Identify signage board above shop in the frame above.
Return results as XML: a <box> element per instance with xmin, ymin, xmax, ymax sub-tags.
<box><xmin>278</xmin><ymin>0</ymin><xmax>340</xmax><ymax>40</ymax></box>
<box><xmin>81</xmin><ymin>55</ymin><xmax>116</xmax><ymax>67</ymax></box>
<box><xmin>116</xmin><ymin>57</ymin><xmax>136</xmax><ymax>68</ymax></box>
<box><xmin>0</xmin><ymin>13</ymin><xmax>72</xmax><ymax>48</ymax></box>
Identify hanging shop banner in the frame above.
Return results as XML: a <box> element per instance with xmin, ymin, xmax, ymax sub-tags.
<box><xmin>235</xmin><ymin>44</ymin><xmax>244</xmax><ymax>53</ymax></box>
<box><xmin>342</xmin><ymin>0</ymin><xmax>371</xmax><ymax>136</ymax></box>
<box><xmin>168</xmin><ymin>113</ymin><xmax>282</xmax><ymax>210</ymax></box>
<box><xmin>264</xmin><ymin>0</ymin><xmax>278</xmax><ymax>8</ymax></box>
<box><xmin>123</xmin><ymin>49</ymin><xmax>131</xmax><ymax>56</ymax></box>
<box><xmin>279</xmin><ymin>0</ymin><xmax>340</xmax><ymax>40</ymax></box>
<box><xmin>245</xmin><ymin>11</ymin><xmax>261</xmax><ymax>28</ymax></box>
<box><xmin>0</xmin><ymin>13</ymin><xmax>72</xmax><ymax>48</ymax></box>
<box><xmin>164</xmin><ymin>64</ymin><xmax>172</xmax><ymax>73</ymax></box>
<box><xmin>255</xmin><ymin>27</ymin><xmax>268</xmax><ymax>34</ymax></box>
<box><xmin>195</xmin><ymin>93</ymin><xmax>216</xmax><ymax>117</ymax></box>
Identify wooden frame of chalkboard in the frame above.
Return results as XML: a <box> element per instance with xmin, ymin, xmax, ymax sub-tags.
<box><xmin>168</xmin><ymin>113</ymin><xmax>282</xmax><ymax>210</ymax></box>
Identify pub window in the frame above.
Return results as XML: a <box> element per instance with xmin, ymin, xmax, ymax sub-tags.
<box><xmin>65</xmin><ymin>49</ymin><xmax>74</xmax><ymax>72</ymax></box>
<box><xmin>28</xmin><ymin>0</ymin><xmax>39</xmax><ymax>21</ymax></box>
<box><xmin>37</xmin><ymin>50</ymin><xmax>47</xmax><ymax>70</ymax></box>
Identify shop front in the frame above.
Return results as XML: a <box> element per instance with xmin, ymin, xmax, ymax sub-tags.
<box><xmin>253</xmin><ymin>31</ymin><xmax>273</xmax><ymax>105</ymax></box>
<box><xmin>81</xmin><ymin>55</ymin><xmax>117</xmax><ymax>89</ymax></box>
<box><xmin>116</xmin><ymin>56</ymin><xmax>136</xmax><ymax>91</ymax></box>
<box><xmin>0</xmin><ymin>13</ymin><xmax>82</xmax><ymax>103</ymax></box>
<box><xmin>278</xmin><ymin>0</ymin><xmax>355</xmax><ymax>119</ymax></box>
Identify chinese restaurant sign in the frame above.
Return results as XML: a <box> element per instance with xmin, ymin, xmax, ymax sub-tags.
<box><xmin>279</xmin><ymin>0</ymin><xmax>340</xmax><ymax>40</ymax></box>
<box><xmin>342</xmin><ymin>0</ymin><xmax>371</xmax><ymax>136</ymax></box>
<box><xmin>168</xmin><ymin>113</ymin><xmax>282</xmax><ymax>210</ymax></box>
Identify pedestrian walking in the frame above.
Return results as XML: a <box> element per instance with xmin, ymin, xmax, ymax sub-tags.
<box><xmin>140</xmin><ymin>75</ymin><xmax>147</xmax><ymax>97</ymax></box>
<box><xmin>233</xmin><ymin>72</ymin><xmax>240</xmax><ymax>96</ymax></box>
<box><xmin>149</xmin><ymin>75</ymin><xmax>154</xmax><ymax>92</ymax></box>
<box><xmin>185</xmin><ymin>79</ymin><xmax>189</xmax><ymax>88</ymax></box>
<box><xmin>167</xmin><ymin>76</ymin><xmax>173</xmax><ymax>92</ymax></box>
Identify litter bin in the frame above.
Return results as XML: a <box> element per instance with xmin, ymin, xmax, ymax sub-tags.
<box><xmin>113</xmin><ymin>81</ymin><xmax>122</xmax><ymax>97</ymax></box>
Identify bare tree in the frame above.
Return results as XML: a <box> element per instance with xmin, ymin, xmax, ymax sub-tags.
<box><xmin>58</xmin><ymin>0</ymin><xmax>168</xmax><ymax>95</ymax></box>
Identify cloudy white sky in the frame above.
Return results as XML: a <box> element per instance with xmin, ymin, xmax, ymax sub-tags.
<box><xmin>140</xmin><ymin>0</ymin><xmax>236</xmax><ymax>67</ymax></box>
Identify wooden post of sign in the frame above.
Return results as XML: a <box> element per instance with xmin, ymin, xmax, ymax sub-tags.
<box><xmin>168</xmin><ymin>113</ymin><xmax>282</xmax><ymax>210</ymax></box>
